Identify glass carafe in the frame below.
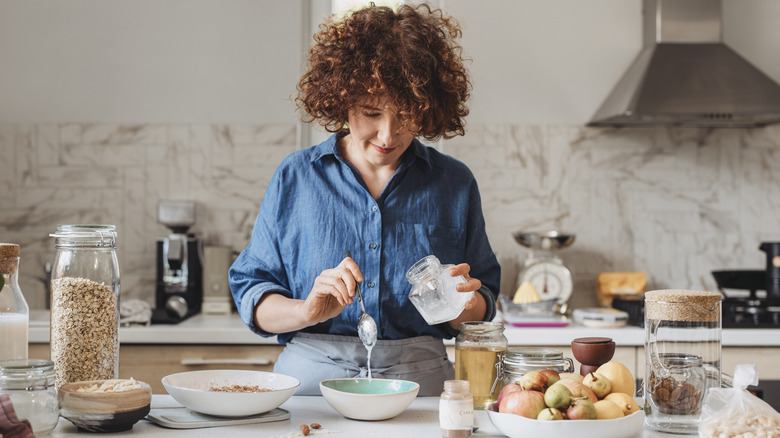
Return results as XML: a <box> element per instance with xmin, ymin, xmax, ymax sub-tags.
<box><xmin>50</xmin><ymin>225</ymin><xmax>120</xmax><ymax>389</ymax></box>
<box><xmin>0</xmin><ymin>243</ymin><xmax>28</xmax><ymax>361</ymax></box>
<box><xmin>644</xmin><ymin>289</ymin><xmax>721</xmax><ymax>434</ymax></box>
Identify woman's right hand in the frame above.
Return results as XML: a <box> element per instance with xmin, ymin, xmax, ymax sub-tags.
<box><xmin>301</xmin><ymin>256</ymin><xmax>363</xmax><ymax>325</ymax></box>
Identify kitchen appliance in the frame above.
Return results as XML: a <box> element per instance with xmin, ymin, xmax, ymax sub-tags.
<box><xmin>152</xmin><ymin>201</ymin><xmax>203</xmax><ymax>324</ymax></box>
<box><xmin>588</xmin><ymin>0</ymin><xmax>780</xmax><ymax>128</ymax></box>
<box><xmin>499</xmin><ymin>231</ymin><xmax>574</xmax><ymax>327</ymax></box>
<box><xmin>712</xmin><ymin>242</ymin><xmax>780</xmax><ymax>328</ymax></box>
<box><xmin>201</xmin><ymin>246</ymin><xmax>232</xmax><ymax>315</ymax></box>
<box><xmin>513</xmin><ymin>231</ymin><xmax>574</xmax><ymax>310</ymax></box>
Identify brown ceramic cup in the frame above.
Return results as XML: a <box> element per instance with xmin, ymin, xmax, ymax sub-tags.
<box><xmin>571</xmin><ymin>337</ymin><xmax>616</xmax><ymax>375</ymax></box>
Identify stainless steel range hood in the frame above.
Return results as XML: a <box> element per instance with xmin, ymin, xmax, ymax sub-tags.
<box><xmin>588</xmin><ymin>0</ymin><xmax>780</xmax><ymax>128</ymax></box>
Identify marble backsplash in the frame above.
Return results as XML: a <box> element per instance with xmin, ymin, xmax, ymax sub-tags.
<box><xmin>2</xmin><ymin>122</ymin><xmax>779</xmax><ymax>311</ymax></box>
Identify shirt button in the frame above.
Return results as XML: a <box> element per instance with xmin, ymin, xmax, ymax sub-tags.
<box><xmin>367</xmin><ymin>282</ymin><xmax>375</xmax><ymax>288</ymax></box>
<box><xmin>372</xmin><ymin>205</ymin><xmax>378</xmax><ymax>212</ymax></box>
<box><xmin>369</xmin><ymin>243</ymin><xmax>377</xmax><ymax>249</ymax></box>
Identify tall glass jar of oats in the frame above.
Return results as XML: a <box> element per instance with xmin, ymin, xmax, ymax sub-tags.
<box><xmin>50</xmin><ymin>225</ymin><xmax>120</xmax><ymax>389</ymax></box>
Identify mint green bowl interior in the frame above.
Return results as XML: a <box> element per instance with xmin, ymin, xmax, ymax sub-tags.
<box><xmin>321</xmin><ymin>379</ymin><xmax>417</xmax><ymax>395</ymax></box>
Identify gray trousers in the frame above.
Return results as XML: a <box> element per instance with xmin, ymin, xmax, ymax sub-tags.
<box><xmin>274</xmin><ymin>332</ymin><xmax>454</xmax><ymax>396</ymax></box>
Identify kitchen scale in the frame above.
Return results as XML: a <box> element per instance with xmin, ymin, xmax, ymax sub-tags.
<box><xmin>500</xmin><ymin>231</ymin><xmax>575</xmax><ymax>327</ymax></box>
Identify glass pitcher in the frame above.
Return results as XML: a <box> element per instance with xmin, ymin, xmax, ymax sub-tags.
<box><xmin>644</xmin><ymin>289</ymin><xmax>722</xmax><ymax>434</ymax></box>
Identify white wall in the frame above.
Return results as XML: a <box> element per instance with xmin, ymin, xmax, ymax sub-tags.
<box><xmin>0</xmin><ymin>0</ymin><xmax>303</xmax><ymax>124</ymax></box>
<box><xmin>2</xmin><ymin>0</ymin><xmax>779</xmax><ymax>126</ymax></box>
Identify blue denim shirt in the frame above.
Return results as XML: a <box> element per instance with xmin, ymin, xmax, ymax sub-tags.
<box><xmin>229</xmin><ymin>134</ymin><xmax>500</xmax><ymax>344</ymax></box>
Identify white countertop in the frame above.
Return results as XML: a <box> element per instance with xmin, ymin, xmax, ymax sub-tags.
<box><xmin>46</xmin><ymin>395</ymin><xmax>682</xmax><ymax>438</ymax></box>
<box><xmin>28</xmin><ymin>310</ymin><xmax>780</xmax><ymax>347</ymax></box>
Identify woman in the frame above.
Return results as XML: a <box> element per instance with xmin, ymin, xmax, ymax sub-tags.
<box><xmin>229</xmin><ymin>3</ymin><xmax>500</xmax><ymax>396</ymax></box>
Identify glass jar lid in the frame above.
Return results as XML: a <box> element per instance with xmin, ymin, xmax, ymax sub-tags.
<box><xmin>656</xmin><ymin>353</ymin><xmax>704</xmax><ymax>368</ymax></box>
<box><xmin>0</xmin><ymin>359</ymin><xmax>55</xmax><ymax>387</ymax></box>
<box><xmin>503</xmin><ymin>347</ymin><xmax>565</xmax><ymax>367</ymax></box>
<box><xmin>458</xmin><ymin>321</ymin><xmax>505</xmax><ymax>334</ymax></box>
<box><xmin>50</xmin><ymin>224</ymin><xmax>117</xmax><ymax>248</ymax></box>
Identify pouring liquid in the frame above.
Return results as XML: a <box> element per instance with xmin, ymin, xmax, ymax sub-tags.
<box><xmin>365</xmin><ymin>343</ymin><xmax>374</xmax><ymax>382</ymax></box>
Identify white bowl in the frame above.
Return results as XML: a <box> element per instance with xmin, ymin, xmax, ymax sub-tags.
<box><xmin>319</xmin><ymin>378</ymin><xmax>419</xmax><ymax>421</ymax></box>
<box><xmin>161</xmin><ymin>370</ymin><xmax>300</xmax><ymax>417</ymax></box>
<box><xmin>486</xmin><ymin>402</ymin><xmax>645</xmax><ymax>438</ymax></box>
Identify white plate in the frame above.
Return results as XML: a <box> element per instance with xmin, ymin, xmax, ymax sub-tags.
<box><xmin>487</xmin><ymin>403</ymin><xmax>645</xmax><ymax>438</ymax></box>
<box><xmin>161</xmin><ymin>370</ymin><xmax>299</xmax><ymax>417</ymax></box>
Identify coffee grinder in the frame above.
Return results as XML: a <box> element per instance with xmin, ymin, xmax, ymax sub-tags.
<box><xmin>152</xmin><ymin>200</ymin><xmax>203</xmax><ymax>324</ymax></box>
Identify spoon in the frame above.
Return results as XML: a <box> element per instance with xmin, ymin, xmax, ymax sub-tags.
<box><xmin>346</xmin><ymin>251</ymin><xmax>377</xmax><ymax>348</ymax></box>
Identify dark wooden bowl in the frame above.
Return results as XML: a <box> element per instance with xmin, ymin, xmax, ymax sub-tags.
<box><xmin>571</xmin><ymin>337</ymin><xmax>616</xmax><ymax>375</ymax></box>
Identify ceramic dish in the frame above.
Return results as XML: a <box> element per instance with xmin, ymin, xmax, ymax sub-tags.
<box><xmin>161</xmin><ymin>370</ymin><xmax>300</xmax><ymax>417</ymax></box>
<box><xmin>486</xmin><ymin>402</ymin><xmax>645</xmax><ymax>438</ymax></box>
<box><xmin>319</xmin><ymin>378</ymin><xmax>419</xmax><ymax>421</ymax></box>
<box><xmin>58</xmin><ymin>379</ymin><xmax>152</xmax><ymax>433</ymax></box>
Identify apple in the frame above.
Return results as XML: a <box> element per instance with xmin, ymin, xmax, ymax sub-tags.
<box><xmin>553</xmin><ymin>379</ymin><xmax>598</xmax><ymax>404</ymax></box>
<box><xmin>567</xmin><ymin>399</ymin><xmax>597</xmax><ymax>420</ymax></box>
<box><xmin>496</xmin><ymin>383</ymin><xmax>523</xmax><ymax>407</ymax></box>
<box><xmin>582</xmin><ymin>372</ymin><xmax>612</xmax><ymax>399</ymax></box>
<box><xmin>537</xmin><ymin>407</ymin><xmax>564</xmax><ymax>421</ymax></box>
<box><xmin>498</xmin><ymin>390</ymin><xmax>546</xmax><ymax>419</ymax></box>
<box><xmin>559</xmin><ymin>372</ymin><xmax>584</xmax><ymax>383</ymax></box>
<box><xmin>540</xmin><ymin>369</ymin><xmax>561</xmax><ymax>386</ymax></box>
<box><xmin>544</xmin><ymin>383</ymin><xmax>572</xmax><ymax>410</ymax></box>
<box><xmin>519</xmin><ymin>370</ymin><xmax>550</xmax><ymax>392</ymax></box>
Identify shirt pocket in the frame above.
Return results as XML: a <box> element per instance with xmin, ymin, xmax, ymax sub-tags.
<box><xmin>392</xmin><ymin>222</ymin><xmax>466</xmax><ymax>296</ymax></box>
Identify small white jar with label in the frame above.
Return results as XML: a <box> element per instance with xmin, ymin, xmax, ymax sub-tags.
<box><xmin>439</xmin><ymin>380</ymin><xmax>473</xmax><ymax>438</ymax></box>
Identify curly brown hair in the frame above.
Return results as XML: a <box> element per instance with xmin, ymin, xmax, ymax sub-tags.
<box><xmin>295</xmin><ymin>3</ymin><xmax>471</xmax><ymax>141</ymax></box>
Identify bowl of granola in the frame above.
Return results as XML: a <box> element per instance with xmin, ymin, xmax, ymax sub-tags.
<box><xmin>161</xmin><ymin>370</ymin><xmax>300</xmax><ymax>417</ymax></box>
<box><xmin>58</xmin><ymin>378</ymin><xmax>152</xmax><ymax>432</ymax></box>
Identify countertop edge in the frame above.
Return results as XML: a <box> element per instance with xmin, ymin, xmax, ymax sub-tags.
<box><xmin>27</xmin><ymin>312</ymin><xmax>780</xmax><ymax>346</ymax></box>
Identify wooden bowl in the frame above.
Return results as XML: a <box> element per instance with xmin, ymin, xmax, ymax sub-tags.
<box><xmin>58</xmin><ymin>379</ymin><xmax>152</xmax><ymax>432</ymax></box>
<box><xmin>571</xmin><ymin>337</ymin><xmax>616</xmax><ymax>375</ymax></box>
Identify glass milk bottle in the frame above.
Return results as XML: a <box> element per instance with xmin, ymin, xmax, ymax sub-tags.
<box><xmin>644</xmin><ymin>289</ymin><xmax>722</xmax><ymax>434</ymax></box>
<box><xmin>50</xmin><ymin>225</ymin><xmax>120</xmax><ymax>389</ymax></box>
<box><xmin>455</xmin><ymin>321</ymin><xmax>507</xmax><ymax>410</ymax></box>
<box><xmin>0</xmin><ymin>243</ymin><xmax>29</xmax><ymax>361</ymax></box>
<box><xmin>407</xmin><ymin>255</ymin><xmax>474</xmax><ymax>325</ymax></box>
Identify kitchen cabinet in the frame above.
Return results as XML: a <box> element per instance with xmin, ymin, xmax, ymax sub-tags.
<box><xmin>721</xmin><ymin>347</ymin><xmax>780</xmax><ymax>379</ymax></box>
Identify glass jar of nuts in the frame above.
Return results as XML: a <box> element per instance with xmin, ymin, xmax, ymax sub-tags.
<box><xmin>50</xmin><ymin>225</ymin><xmax>120</xmax><ymax>389</ymax></box>
<box><xmin>644</xmin><ymin>289</ymin><xmax>721</xmax><ymax>434</ymax></box>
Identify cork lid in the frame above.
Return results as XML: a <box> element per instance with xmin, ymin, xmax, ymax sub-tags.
<box><xmin>0</xmin><ymin>243</ymin><xmax>20</xmax><ymax>275</ymax></box>
<box><xmin>645</xmin><ymin>289</ymin><xmax>722</xmax><ymax>322</ymax></box>
<box><xmin>0</xmin><ymin>243</ymin><xmax>20</xmax><ymax>258</ymax></box>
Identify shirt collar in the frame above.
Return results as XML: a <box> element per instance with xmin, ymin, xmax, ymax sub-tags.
<box><xmin>311</xmin><ymin>133</ymin><xmax>432</xmax><ymax>171</ymax></box>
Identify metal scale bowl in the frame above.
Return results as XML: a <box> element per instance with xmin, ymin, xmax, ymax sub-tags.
<box><xmin>500</xmin><ymin>231</ymin><xmax>575</xmax><ymax>327</ymax></box>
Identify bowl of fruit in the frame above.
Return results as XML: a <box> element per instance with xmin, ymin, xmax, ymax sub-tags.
<box><xmin>487</xmin><ymin>361</ymin><xmax>645</xmax><ymax>438</ymax></box>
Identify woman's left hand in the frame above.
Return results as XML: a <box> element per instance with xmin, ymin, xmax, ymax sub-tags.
<box><xmin>449</xmin><ymin>263</ymin><xmax>482</xmax><ymax>310</ymax></box>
